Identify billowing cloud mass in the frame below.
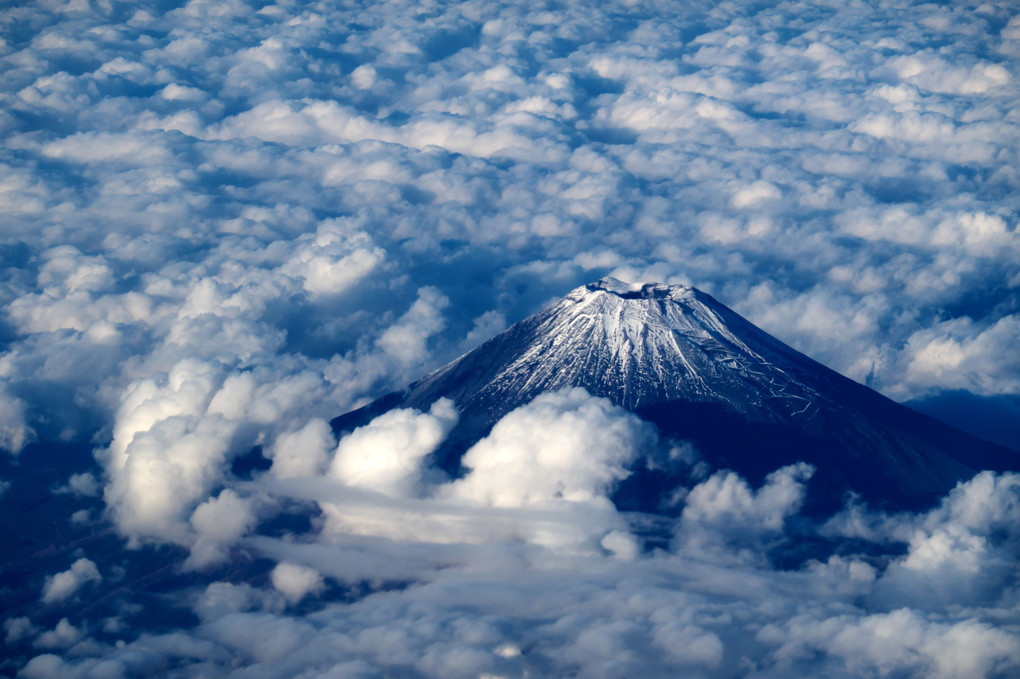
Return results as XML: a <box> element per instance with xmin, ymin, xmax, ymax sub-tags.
<box><xmin>329</xmin><ymin>398</ymin><xmax>458</xmax><ymax>497</ymax></box>
<box><xmin>0</xmin><ymin>0</ymin><xmax>1018</xmax><ymax>676</ymax></box>
<box><xmin>270</xmin><ymin>562</ymin><xmax>325</xmax><ymax>604</ymax></box>
<box><xmin>40</xmin><ymin>558</ymin><xmax>101</xmax><ymax>605</ymax></box>
<box><xmin>676</xmin><ymin>462</ymin><xmax>815</xmax><ymax>556</ymax></box>
<box><xmin>449</xmin><ymin>388</ymin><xmax>653</xmax><ymax>508</ymax></box>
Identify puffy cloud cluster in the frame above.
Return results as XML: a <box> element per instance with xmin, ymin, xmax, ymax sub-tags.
<box><xmin>329</xmin><ymin>398</ymin><xmax>458</xmax><ymax>497</ymax></box>
<box><xmin>270</xmin><ymin>562</ymin><xmax>325</xmax><ymax>604</ymax></box>
<box><xmin>1</xmin><ymin>0</ymin><xmax>1018</xmax><ymax>676</ymax></box>
<box><xmin>676</xmin><ymin>463</ymin><xmax>814</xmax><ymax>557</ymax></box>
<box><xmin>0</xmin><ymin>386</ymin><xmax>33</xmax><ymax>455</ymax></box>
<box><xmin>14</xmin><ymin>411</ymin><xmax>1020</xmax><ymax>677</ymax></box>
<box><xmin>448</xmin><ymin>388</ymin><xmax>653</xmax><ymax>507</ymax></box>
<box><xmin>0</xmin><ymin>0</ymin><xmax>1015</xmax><ymax>440</ymax></box>
<box><xmin>312</xmin><ymin>390</ymin><xmax>651</xmax><ymax>553</ymax></box>
<box><xmin>41</xmin><ymin>558</ymin><xmax>101</xmax><ymax>605</ymax></box>
<box><xmin>828</xmin><ymin>470</ymin><xmax>1020</xmax><ymax>611</ymax></box>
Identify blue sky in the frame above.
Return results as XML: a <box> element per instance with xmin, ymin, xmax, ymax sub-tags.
<box><xmin>0</xmin><ymin>0</ymin><xmax>1018</xmax><ymax>677</ymax></box>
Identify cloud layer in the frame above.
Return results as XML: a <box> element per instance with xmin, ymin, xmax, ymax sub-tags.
<box><xmin>0</xmin><ymin>0</ymin><xmax>1018</xmax><ymax>676</ymax></box>
<box><xmin>14</xmin><ymin>395</ymin><xmax>1020</xmax><ymax>677</ymax></box>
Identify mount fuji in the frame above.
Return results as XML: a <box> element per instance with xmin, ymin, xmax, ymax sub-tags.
<box><xmin>333</xmin><ymin>278</ymin><xmax>1015</xmax><ymax>512</ymax></box>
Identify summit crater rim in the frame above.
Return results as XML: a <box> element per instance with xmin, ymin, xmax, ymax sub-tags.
<box><xmin>583</xmin><ymin>277</ymin><xmax>696</xmax><ymax>301</ymax></box>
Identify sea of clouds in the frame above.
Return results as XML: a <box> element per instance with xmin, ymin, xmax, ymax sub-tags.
<box><xmin>0</xmin><ymin>0</ymin><xmax>1018</xmax><ymax>676</ymax></box>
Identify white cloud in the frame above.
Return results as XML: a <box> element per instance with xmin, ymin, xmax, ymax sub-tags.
<box><xmin>0</xmin><ymin>386</ymin><xmax>33</xmax><ymax>455</ymax></box>
<box><xmin>730</xmin><ymin>180</ymin><xmax>782</xmax><ymax>209</ymax></box>
<box><xmin>13</xmin><ymin>470</ymin><xmax>1020</xmax><ymax>678</ymax></box>
<box><xmin>100</xmin><ymin>359</ymin><xmax>237</xmax><ymax>544</ymax></box>
<box><xmin>4</xmin><ymin>617</ymin><xmax>39</xmax><ymax>644</ymax></box>
<box><xmin>1</xmin><ymin>0</ymin><xmax>1019</xmax><ymax>675</ymax></box>
<box><xmin>53</xmin><ymin>472</ymin><xmax>100</xmax><ymax>497</ymax></box>
<box><xmin>676</xmin><ymin>463</ymin><xmax>814</xmax><ymax>556</ymax></box>
<box><xmin>376</xmin><ymin>287</ymin><xmax>451</xmax><ymax>366</ymax></box>
<box><xmin>195</xmin><ymin>580</ymin><xmax>285</xmax><ymax>622</ymax></box>
<box><xmin>270</xmin><ymin>562</ymin><xmax>325</xmax><ymax>604</ymax></box>
<box><xmin>824</xmin><ymin>471</ymin><xmax>1020</xmax><ymax>610</ymax></box>
<box><xmin>773</xmin><ymin>609</ymin><xmax>1020</xmax><ymax>679</ymax></box>
<box><xmin>307</xmin><ymin>390</ymin><xmax>651</xmax><ymax>553</ymax></box>
<box><xmin>447</xmin><ymin>388</ymin><xmax>653</xmax><ymax>508</ymax></box>
<box><xmin>268</xmin><ymin>419</ymin><xmax>335</xmax><ymax>479</ymax></box>
<box><xmin>41</xmin><ymin>558</ymin><xmax>101</xmax><ymax>604</ymax></box>
<box><xmin>898</xmin><ymin>315</ymin><xmax>1020</xmax><ymax>397</ymax></box>
<box><xmin>329</xmin><ymin>398</ymin><xmax>458</xmax><ymax>498</ymax></box>
<box><xmin>186</xmin><ymin>489</ymin><xmax>258</xmax><ymax>570</ymax></box>
<box><xmin>34</xmin><ymin>619</ymin><xmax>83</xmax><ymax>649</ymax></box>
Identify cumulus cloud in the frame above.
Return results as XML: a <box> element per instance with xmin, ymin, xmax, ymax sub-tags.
<box><xmin>53</xmin><ymin>472</ymin><xmax>100</xmax><ymax>497</ymax></box>
<box><xmin>34</xmin><ymin>618</ymin><xmax>83</xmax><ymax>649</ymax></box>
<box><xmin>4</xmin><ymin>617</ymin><xmax>39</xmax><ymax>644</ymax></box>
<box><xmin>280</xmin><ymin>222</ymin><xmax>386</xmax><ymax>298</ymax></box>
<box><xmin>267</xmin><ymin>419</ymin><xmax>335</xmax><ymax>479</ymax></box>
<box><xmin>329</xmin><ymin>398</ymin><xmax>458</xmax><ymax>497</ymax></box>
<box><xmin>41</xmin><ymin>558</ymin><xmax>101</xmax><ymax>604</ymax></box>
<box><xmin>897</xmin><ymin>316</ymin><xmax>1020</xmax><ymax>397</ymax></box>
<box><xmin>375</xmin><ymin>287</ymin><xmax>451</xmax><ymax>366</ymax></box>
<box><xmin>0</xmin><ymin>387</ymin><xmax>34</xmax><ymax>455</ymax></box>
<box><xmin>768</xmin><ymin>609</ymin><xmax>1020</xmax><ymax>679</ymax></box>
<box><xmin>447</xmin><ymin>388</ymin><xmax>653</xmax><ymax>508</ymax></box>
<box><xmin>309</xmin><ymin>389</ymin><xmax>653</xmax><ymax>553</ymax></box>
<box><xmin>270</xmin><ymin>562</ymin><xmax>325</xmax><ymax>604</ymax></box>
<box><xmin>11</xmin><ymin>466</ymin><xmax>1020</xmax><ymax>678</ymax></box>
<box><xmin>100</xmin><ymin>359</ymin><xmax>240</xmax><ymax>545</ymax></box>
<box><xmin>2</xmin><ymin>0</ymin><xmax>1019</xmax><ymax>676</ymax></box>
<box><xmin>676</xmin><ymin>463</ymin><xmax>814</xmax><ymax>556</ymax></box>
<box><xmin>827</xmin><ymin>470</ymin><xmax>1020</xmax><ymax>611</ymax></box>
<box><xmin>186</xmin><ymin>489</ymin><xmax>258</xmax><ymax>570</ymax></box>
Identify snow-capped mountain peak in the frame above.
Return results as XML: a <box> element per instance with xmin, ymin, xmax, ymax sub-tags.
<box><xmin>409</xmin><ymin>277</ymin><xmax>820</xmax><ymax>419</ymax></box>
<box><xmin>334</xmin><ymin>279</ymin><xmax>1015</xmax><ymax>510</ymax></box>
